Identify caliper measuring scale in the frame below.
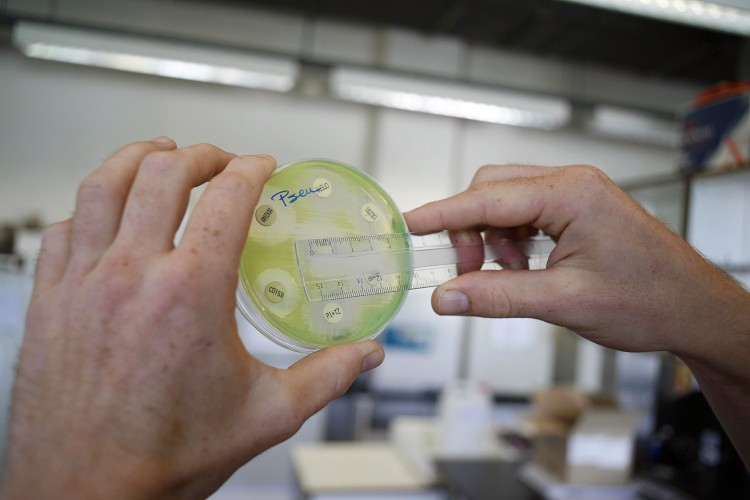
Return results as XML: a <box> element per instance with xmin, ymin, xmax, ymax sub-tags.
<box><xmin>295</xmin><ymin>231</ymin><xmax>555</xmax><ymax>303</ymax></box>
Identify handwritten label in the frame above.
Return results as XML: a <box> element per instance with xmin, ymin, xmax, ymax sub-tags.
<box><xmin>271</xmin><ymin>182</ymin><xmax>328</xmax><ymax>207</ymax></box>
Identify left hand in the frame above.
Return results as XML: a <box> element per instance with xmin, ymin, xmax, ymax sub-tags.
<box><xmin>1</xmin><ymin>138</ymin><xmax>384</xmax><ymax>499</ymax></box>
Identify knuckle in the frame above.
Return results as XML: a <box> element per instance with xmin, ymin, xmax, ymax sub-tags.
<box><xmin>88</xmin><ymin>270</ymin><xmax>140</xmax><ymax>317</ymax></box>
<box><xmin>563</xmin><ymin>165</ymin><xmax>617</xmax><ymax>206</ymax></box>
<box><xmin>208</xmin><ymin>170</ymin><xmax>258</xmax><ymax>204</ymax></box>
<box><xmin>111</xmin><ymin>140</ymin><xmax>156</xmax><ymax>158</ymax></box>
<box><xmin>467</xmin><ymin>179</ymin><xmax>489</xmax><ymax>195</ymax></box>
<box><xmin>274</xmin><ymin>385</ymin><xmax>309</xmax><ymax>434</ymax></box>
<box><xmin>95</xmin><ymin>258</ymin><xmax>193</xmax><ymax>321</ymax></box>
<box><xmin>42</xmin><ymin>219</ymin><xmax>70</xmax><ymax>239</ymax></box>
<box><xmin>140</xmin><ymin>150</ymin><xmax>184</xmax><ymax>176</ymax></box>
<box><xmin>326</xmin><ymin>360</ymin><xmax>356</xmax><ymax>398</ymax></box>
<box><xmin>567</xmin><ymin>164</ymin><xmax>609</xmax><ymax>184</ymax></box>
<box><xmin>192</xmin><ymin>143</ymin><xmax>225</xmax><ymax>157</ymax></box>
<box><xmin>472</xmin><ymin>164</ymin><xmax>498</xmax><ymax>184</ymax></box>
<box><xmin>40</xmin><ymin>220</ymin><xmax>72</xmax><ymax>250</ymax></box>
<box><xmin>215</xmin><ymin>169</ymin><xmax>253</xmax><ymax>191</ymax></box>
<box><xmin>193</xmin><ymin>142</ymin><xmax>217</xmax><ymax>151</ymax></box>
<box><xmin>153</xmin><ymin>268</ymin><xmax>197</xmax><ymax>310</ymax></box>
<box><xmin>237</xmin><ymin>154</ymin><xmax>276</xmax><ymax>168</ymax></box>
<box><xmin>275</xmin><ymin>411</ymin><xmax>305</xmax><ymax>442</ymax></box>
<box><xmin>490</xmin><ymin>285</ymin><xmax>514</xmax><ymax>318</ymax></box>
<box><xmin>76</xmin><ymin>174</ymin><xmax>123</xmax><ymax>205</ymax></box>
<box><xmin>145</xmin><ymin>282</ymin><xmax>200</xmax><ymax>331</ymax></box>
<box><xmin>466</xmin><ymin>181</ymin><xmax>496</xmax><ymax>221</ymax></box>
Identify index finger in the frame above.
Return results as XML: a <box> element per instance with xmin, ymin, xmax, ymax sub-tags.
<box><xmin>404</xmin><ymin>172</ymin><xmax>571</xmax><ymax>237</ymax></box>
<box><xmin>178</xmin><ymin>155</ymin><xmax>277</xmax><ymax>277</ymax></box>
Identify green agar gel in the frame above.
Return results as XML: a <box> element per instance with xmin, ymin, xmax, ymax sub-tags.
<box><xmin>237</xmin><ymin>159</ymin><xmax>410</xmax><ymax>351</ymax></box>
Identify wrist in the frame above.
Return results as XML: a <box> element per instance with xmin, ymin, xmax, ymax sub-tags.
<box><xmin>672</xmin><ymin>272</ymin><xmax>750</xmax><ymax>378</ymax></box>
<box><xmin>1</xmin><ymin>422</ymin><xmax>170</xmax><ymax>500</ymax></box>
<box><xmin>670</xmin><ymin>278</ymin><xmax>750</xmax><ymax>468</ymax></box>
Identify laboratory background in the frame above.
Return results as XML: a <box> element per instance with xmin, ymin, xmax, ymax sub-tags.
<box><xmin>1</xmin><ymin>0</ymin><xmax>749</xmax><ymax>499</ymax></box>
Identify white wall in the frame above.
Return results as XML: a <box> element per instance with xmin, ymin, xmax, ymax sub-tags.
<box><xmin>0</xmin><ymin>49</ymin><xmax>372</xmax><ymax>223</ymax></box>
<box><xmin>459</xmin><ymin>121</ymin><xmax>677</xmax><ymax>187</ymax></box>
<box><xmin>688</xmin><ymin>170</ymin><xmax>750</xmax><ymax>268</ymax></box>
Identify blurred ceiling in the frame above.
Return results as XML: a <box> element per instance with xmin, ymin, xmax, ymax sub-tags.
<box><xmin>213</xmin><ymin>0</ymin><xmax>749</xmax><ymax>86</ymax></box>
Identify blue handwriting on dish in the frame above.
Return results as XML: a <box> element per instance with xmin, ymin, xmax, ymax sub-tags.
<box><xmin>271</xmin><ymin>184</ymin><xmax>325</xmax><ymax>207</ymax></box>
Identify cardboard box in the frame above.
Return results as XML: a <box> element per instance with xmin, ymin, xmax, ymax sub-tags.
<box><xmin>531</xmin><ymin>386</ymin><xmax>593</xmax><ymax>424</ymax></box>
<box><xmin>678</xmin><ymin>83</ymin><xmax>750</xmax><ymax>174</ymax></box>
<box><xmin>526</xmin><ymin>387</ymin><xmax>641</xmax><ymax>486</ymax></box>
<box><xmin>565</xmin><ymin>410</ymin><xmax>642</xmax><ymax>486</ymax></box>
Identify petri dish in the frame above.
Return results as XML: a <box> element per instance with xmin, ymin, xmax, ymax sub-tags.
<box><xmin>236</xmin><ymin>159</ymin><xmax>410</xmax><ymax>353</ymax></box>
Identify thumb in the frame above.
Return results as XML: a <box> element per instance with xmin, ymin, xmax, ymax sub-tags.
<box><xmin>432</xmin><ymin>268</ymin><xmax>573</xmax><ymax>323</ymax></box>
<box><xmin>283</xmin><ymin>340</ymin><xmax>384</xmax><ymax>418</ymax></box>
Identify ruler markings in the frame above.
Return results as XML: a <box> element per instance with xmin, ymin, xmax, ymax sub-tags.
<box><xmin>295</xmin><ymin>231</ymin><xmax>553</xmax><ymax>302</ymax></box>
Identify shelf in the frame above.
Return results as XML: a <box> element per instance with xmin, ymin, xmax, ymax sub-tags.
<box><xmin>619</xmin><ymin>173</ymin><xmax>685</xmax><ymax>192</ymax></box>
<box><xmin>620</xmin><ymin>163</ymin><xmax>750</xmax><ymax>192</ymax></box>
<box><xmin>688</xmin><ymin>162</ymin><xmax>750</xmax><ymax>182</ymax></box>
<box><xmin>719</xmin><ymin>264</ymin><xmax>750</xmax><ymax>274</ymax></box>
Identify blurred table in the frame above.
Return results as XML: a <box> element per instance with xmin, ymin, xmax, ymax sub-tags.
<box><xmin>292</xmin><ymin>442</ymin><xmax>445</xmax><ymax>500</ymax></box>
<box><xmin>437</xmin><ymin>459</ymin><xmax>542</xmax><ymax>500</ymax></box>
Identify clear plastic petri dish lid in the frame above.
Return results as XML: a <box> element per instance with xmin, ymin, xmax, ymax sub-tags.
<box><xmin>236</xmin><ymin>158</ymin><xmax>410</xmax><ymax>353</ymax></box>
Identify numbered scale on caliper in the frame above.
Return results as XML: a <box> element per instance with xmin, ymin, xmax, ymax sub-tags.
<box><xmin>295</xmin><ymin>231</ymin><xmax>555</xmax><ymax>303</ymax></box>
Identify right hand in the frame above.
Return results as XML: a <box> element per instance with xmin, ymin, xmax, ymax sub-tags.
<box><xmin>404</xmin><ymin>164</ymin><xmax>748</xmax><ymax>357</ymax></box>
<box><xmin>407</xmin><ymin>163</ymin><xmax>750</xmax><ymax>468</ymax></box>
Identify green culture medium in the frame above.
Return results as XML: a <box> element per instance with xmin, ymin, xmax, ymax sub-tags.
<box><xmin>236</xmin><ymin>159</ymin><xmax>410</xmax><ymax>352</ymax></box>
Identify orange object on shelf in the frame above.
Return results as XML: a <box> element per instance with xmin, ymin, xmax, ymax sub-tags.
<box><xmin>694</xmin><ymin>81</ymin><xmax>750</xmax><ymax>108</ymax></box>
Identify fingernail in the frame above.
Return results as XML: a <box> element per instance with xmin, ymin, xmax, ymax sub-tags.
<box><xmin>360</xmin><ymin>349</ymin><xmax>384</xmax><ymax>373</ymax></box>
<box><xmin>438</xmin><ymin>290</ymin><xmax>469</xmax><ymax>315</ymax></box>
<box><xmin>150</xmin><ymin>136</ymin><xmax>173</xmax><ymax>144</ymax></box>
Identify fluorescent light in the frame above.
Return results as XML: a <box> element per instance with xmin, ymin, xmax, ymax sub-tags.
<box><xmin>12</xmin><ymin>21</ymin><xmax>299</xmax><ymax>92</ymax></box>
<box><xmin>331</xmin><ymin>66</ymin><xmax>571</xmax><ymax>130</ymax></box>
<box><xmin>557</xmin><ymin>0</ymin><xmax>750</xmax><ymax>35</ymax></box>
<box><xmin>587</xmin><ymin>105</ymin><xmax>678</xmax><ymax>146</ymax></box>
